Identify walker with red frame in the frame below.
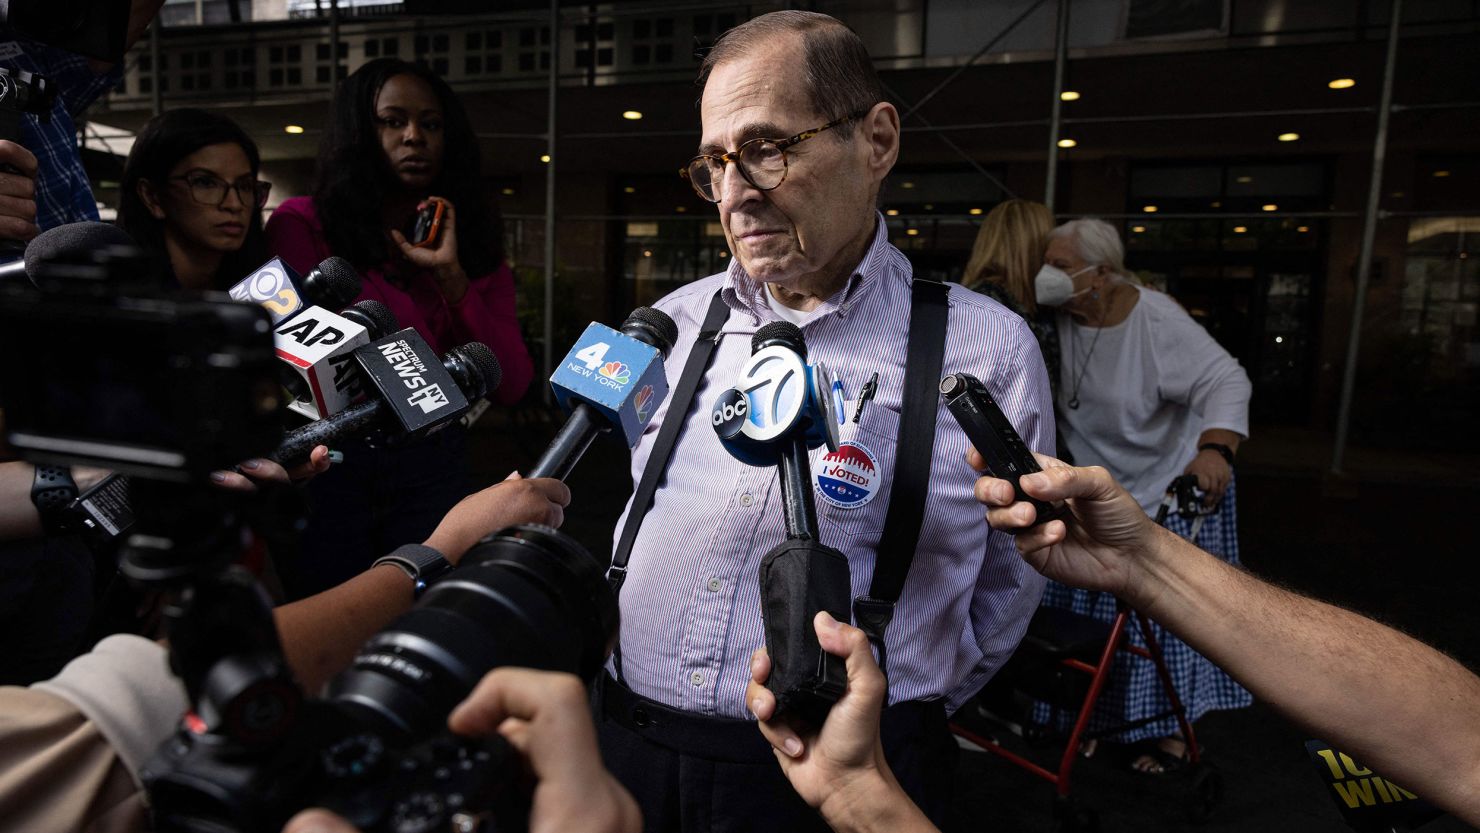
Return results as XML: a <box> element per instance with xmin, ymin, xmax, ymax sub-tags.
<box><xmin>950</xmin><ymin>474</ymin><xmax>1225</xmax><ymax>832</ymax></box>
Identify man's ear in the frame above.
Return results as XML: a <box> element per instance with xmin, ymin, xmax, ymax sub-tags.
<box><xmin>137</xmin><ymin>179</ymin><xmax>167</xmax><ymax>221</ymax></box>
<box><xmin>861</xmin><ymin>101</ymin><xmax>900</xmax><ymax>182</ymax></box>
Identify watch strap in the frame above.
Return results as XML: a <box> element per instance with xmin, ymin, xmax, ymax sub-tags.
<box><xmin>1198</xmin><ymin>442</ymin><xmax>1236</xmax><ymax>467</ymax></box>
<box><xmin>373</xmin><ymin>543</ymin><xmax>454</xmax><ymax>598</ymax></box>
<box><xmin>32</xmin><ymin>465</ymin><xmax>80</xmax><ymax>535</ymax></box>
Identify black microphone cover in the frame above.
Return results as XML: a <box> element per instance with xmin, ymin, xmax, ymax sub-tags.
<box><xmin>622</xmin><ymin>307</ymin><xmax>679</xmax><ymax>356</ymax></box>
<box><xmin>450</xmin><ymin>341</ymin><xmax>502</xmax><ymax>399</ymax></box>
<box><xmin>752</xmin><ymin>320</ymin><xmax>806</xmax><ymax>357</ymax></box>
<box><xmin>341</xmin><ymin>299</ymin><xmax>398</xmax><ymax>338</ymax></box>
<box><xmin>23</xmin><ymin>222</ymin><xmax>137</xmax><ymax>275</ymax></box>
<box><xmin>301</xmin><ymin>256</ymin><xmax>362</xmax><ymax>309</ymax></box>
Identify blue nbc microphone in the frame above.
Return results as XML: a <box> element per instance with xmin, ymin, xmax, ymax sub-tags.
<box><xmin>528</xmin><ymin>307</ymin><xmax>678</xmax><ymax>480</ymax></box>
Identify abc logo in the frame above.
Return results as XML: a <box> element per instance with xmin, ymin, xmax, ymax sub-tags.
<box><xmin>710</xmin><ymin>388</ymin><xmax>750</xmax><ymax>438</ymax></box>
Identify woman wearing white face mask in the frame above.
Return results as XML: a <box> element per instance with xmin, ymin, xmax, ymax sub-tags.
<box><xmin>1031</xmin><ymin>218</ymin><xmax>1253</xmax><ymax>774</ymax></box>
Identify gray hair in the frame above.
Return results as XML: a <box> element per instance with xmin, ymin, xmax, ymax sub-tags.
<box><xmin>697</xmin><ymin>11</ymin><xmax>883</xmax><ymax>140</ymax></box>
<box><xmin>1048</xmin><ymin>218</ymin><xmax>1130</xmax><ymax>279</ymax></box>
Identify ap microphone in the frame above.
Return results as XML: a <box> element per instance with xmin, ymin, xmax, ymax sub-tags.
<box><xmin>527</xmin><ymin>307</ymin><xmax>678</xmax><ymax>480</ymax></box>
<box><xmin>0</xmin><ymin>221</ymin><xmax>138</xmax><ymax>283</ymax></box>
<box><xmin>277</xmin><ymin>299</ymin><xmax>400</xmax><ymax>420</ymax></box>
<box><xmin>272</xmin><ymin>337</ymin><xmax>500</xmax><ymax>465</ymax></box>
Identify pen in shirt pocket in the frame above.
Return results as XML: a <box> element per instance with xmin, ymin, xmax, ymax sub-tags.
<box><xmin>852</xmin><ymin>372</ymin><xmax>879</xmax><ymax>424</ymax></box>
<box><xmin>830</xmin><ymin>371</ymin><xmax>847</xmax><ymax>426</ymax></box>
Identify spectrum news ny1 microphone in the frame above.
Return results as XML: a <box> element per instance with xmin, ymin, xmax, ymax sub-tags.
<box><xmin>526</xmin><ymin>307</ymin><xmax>678</xmax><ymax>481</ymax></box>
<box><xmin>271</xmin><ymin>329</ymin><xmax>500</xmax><ymax>466</ymax></box>
<box><xmin>711</xmin><ymin>321</ymin><xmax>848</xmax><ymax>726</ymax></box>
<box><xmin>0</xmin><ymin>221</ymin><xmax>137</xmax><ymax>283</ymax></box>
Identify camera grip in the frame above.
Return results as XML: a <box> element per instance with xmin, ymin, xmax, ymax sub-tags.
<box><xmin>758</xmin><ymin>538</ymin><xmax>851</xmax><ymax>727</ymax></box>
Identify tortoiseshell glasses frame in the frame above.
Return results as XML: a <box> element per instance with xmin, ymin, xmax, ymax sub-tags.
<box><xmin>680</xmin><ymin>111</ymin><xmax>866</xmax><ymax>203</ymax></box>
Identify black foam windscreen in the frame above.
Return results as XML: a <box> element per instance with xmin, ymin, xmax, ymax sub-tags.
<box><xmin>343</xmin><ymin>299</ymin><xmax>398</xmax><ymax>338</ymax></box>
<box><xmin>22</xmin><ymin>222</ymin><xmax>137</xmax><ymax>276</ymax></box>
<box><xmin>622</xmin><ymin>306</ymin><xmax>679</xmax><ymax>356</ymax></box>
<box><xmin>453</xmin><ymin>341</ymin><xmax>502</xmax><ymax>399</ymax></box>
<box><xmin>752</xmin><ymin>320</ymin><xmax>806</xmax><ymax>357</ymax></box>
<box><xmin>302</xmin><ymin>256</ymin><xmax>363</xmax><ymax>309</ymax></box>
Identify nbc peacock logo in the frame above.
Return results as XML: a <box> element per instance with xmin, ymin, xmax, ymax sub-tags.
<box><xmin>599</xmin><ymin>361</ymin><xmax>630</xmax><ymax>384</ymax></box>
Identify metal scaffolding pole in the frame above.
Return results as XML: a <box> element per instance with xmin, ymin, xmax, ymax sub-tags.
<box><xmin>542</xmin><ymin>0</ymin><xmax>559</xmax><ymax>404</ymax></box>
<box><xmin>149</xmin><ymin>22</ymin><xmax>163</xmax><ymax>116</ymax></box>
<box><xmin>1044</xmin><ymin>0</ymin><xmax>1069</xmax><ymax>213</ymax></box>
<box><xmin>329</xmin><ymin>0</ymin><xmax>340</xmax><ymax>82</ymax></box>
<box><xmin>1331</xmin><ymin>0</ymin><xmax>1403</xmax><ymax>474</ymax></box>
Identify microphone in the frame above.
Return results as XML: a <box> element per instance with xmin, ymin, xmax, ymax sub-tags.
<box><xmin>712</xmin><ymin>321</ymin><xmax>849</xmax><ymax>725</ymax></box>
<box><xmin>272</xmin><ymin>336</ymin><xmax>500</xmax><ymax>465</ymax></box>
<box><xmin>228</xmin><ymin>255</ymin><xmax>363</xmax><ymax>325</ymax></box>
<box><xmin>277</xmin><ymin>299</ymin><xmax>400</xmax><ymax>420</ymax></box>
<box><xmin>0</xmin><ymin>222</ymin><xmax>137</xmax><ymax>283</ymax></box>
<box><xmin>527</xmin><ymin>307</ymin><xmax>678</xmax><ymax>481</ymax></box>
<box><xmin>712</xmin><ymin>321</ymin><xmax>839</xmax><ymax>539</ymax></box>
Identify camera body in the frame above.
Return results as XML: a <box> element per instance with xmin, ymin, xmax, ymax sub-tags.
<box><xmin>0</xmin><ymin>243</ymin><xmax>284</xmax><ymax>482</ymax></box>
<box><xmin>144</xmin><ymin>524</ymin><xmax>620</xmax><ymax>833</ymax></box>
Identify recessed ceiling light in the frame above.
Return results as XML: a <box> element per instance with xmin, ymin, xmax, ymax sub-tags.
<box><xmin>1262</xmin><ymin>204</ymin><xmax>1278</xmax><ymax>212</ymax></box>
<box><xmin>540</xmin><ymin>154</ymin><xmax>551</xmax><ymax>163</ymax></box>
<box><xmin>885</xmin><ymin>208</ymin><xmax>900</xmax><ymax>216</ymax></box>
<box><xmin>642</xmin><ymin>250</ymin><xmax>652</xmax><ymax>257</ymax></box>
<box><xmin>1328</xmin><ymin>78</ymin><xmax>1356</xmax><ymax>89</ymax></box>
<box><xmin>1211</xmin><ymin>200</ymin><xmax>1223</xmax><ymax>207</ymax></box>
<box><xmin>968</xmin><ymin>208</ymin><xmax>983</xmax><ymax>216</ymax></box>
<box><xmin>1278</xmin><ymin>132</ymin><xmax>1300</xmax><ymax>142</ymax></box>
<box><xmin>1297</xmin><ymin>226</ymin><xmax>1310</xmax><ymax>232</ymax></box>
<box><xmin>622</xmin><ymin>110</ymin><xmax>643</xmax><ymax>120</ymax></box>
<box><xmin>1057</xmin><ymin>138</ymin><xmax>1077</xmax><ymax>148</ymax></box>
<box><xmin>284</xmin><ymin>124</ymin><xmax>305</xmax><ymax>134</ymax></box>
<box><xmin>623</xmin><ymin>186</ymin><xmax>636</xmax><ymax>193</ymax></box>
<box><xmin>1060</xmin><ymin>90</ymin><xmax>1080</xmax><ymax>101</ymax></box>
<box><xmin>719</xmin><ymin>251</ymin><xmax>728</xmax><ymax>258</ymax></box>
<box><xmin>1434</xmin><ymin>170</ymin><xmax>1452</xmax><ymax>178</ymax></box>
<box><xmin>1142</xmin><ymin>205</ymin><xmax>1158</xmax><ymax>213</ymax></box>
<box><xmin>1132</xmin><ymin>226</ymin><xmax>1146</xmax><ymax>233</ymax></box>
<box><xmin>1236</xmin><ymin>176</ymin><xmax>1252</xmax><ymax>184</ymax></box>
<box><xmin>901</xmin><ymin>181</ymin><xmax>915</xmax><ymax>189</ymax></box>
<box><xmin>676</xmin><ymin>206</ymin><xmax>687</xmax><ymax>213</ymax></box>
<box><xmin>906</xmin><ymin>228</ymin><xmax>919</xmax><ymax>236</ymax></box>
<box><xmin>923</xmin><ymin>203</ymin><xmax>934</xmax><ymax>210</ymax></box>
<box><xmin>1391</xmin><ymin>191</ymin><xmax>1405</xmax><ymax>198</ymax></box>
<box><xmin>1275</xmin><ymin>335</ymin><xmax>1284</xmax><ymax>343</ymax></box>
<box><xmin>1233</xmin><ymin>225</ymin><xmax>1248</xmax><ymax>233</ymax></box>
<box><xmin>500</xmin><ymin>187</ymin><xmax>515</xmax><ymax>196</ymax></box>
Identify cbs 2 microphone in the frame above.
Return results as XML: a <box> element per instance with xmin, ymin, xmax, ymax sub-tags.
<box><xmin>527</xmin><ymin>307</ymin><xmax>678</xmax><ymax>480</ymax></box>
<box><xmin>270</xmin><ymin>330</ymin><xmax>500</xmax><ymax>466</ymax></box>
<box><xmin>712</xmin><ymin>321</ymin><xmax>848</xmax><ymax>726</ymax></box>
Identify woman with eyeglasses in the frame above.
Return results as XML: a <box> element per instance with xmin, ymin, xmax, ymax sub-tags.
<box><xmin>264</xmin><ymin>59</ymin><xmax>535</xmax><ymax>599</ymax></box>
<box><xmin>117</xmin><ymin>108</ymin><xmax>272</xmax><ymax>290</ymax></box>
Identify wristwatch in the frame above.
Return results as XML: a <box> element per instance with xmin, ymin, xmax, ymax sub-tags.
<box><xmin>373</xmin><ymin>543</ymin><xmax>455</xmax><ymax>599</ymax></box>
<box><xmin>31</xmin><ymin>465</ymin><xmax>80</xmax><ymax>535</ymax></box>
<box><xmin>1198</xmin><ymin>442</ymin><xmax>1236</xmax><ymax>467</ymax></box>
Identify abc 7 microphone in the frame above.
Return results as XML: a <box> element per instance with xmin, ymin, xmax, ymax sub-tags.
<box><xmin>712</xmin><ymin>321</ymin><xmax>849</xmax><ymax>728</ymax></box>
<box><xmin>271</xmin><ymin>329</ymin><xmax>500</xmax><ymax>466</ymax></box>
<box><xmin>526</xmin><ymin>307</ymin><xmax>678</xmax><ymax>480</ymax></box>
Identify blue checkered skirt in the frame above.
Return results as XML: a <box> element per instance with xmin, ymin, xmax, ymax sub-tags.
<box><xmin>1029</xmin><ymin>475</ymin><xmax>1253</xmax><ymax>743</ymax></box>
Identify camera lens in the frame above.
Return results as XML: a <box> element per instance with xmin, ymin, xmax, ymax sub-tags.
<box><xmin>328</xmin><ymin>525</ymin><xmax>618</xmax><ymax>740</ymax></box>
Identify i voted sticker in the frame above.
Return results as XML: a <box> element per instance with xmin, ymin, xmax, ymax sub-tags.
<box><xmin>816</xmin><ymin>441</ymin><xmax>880</xmax><ymax>509</ymax></box>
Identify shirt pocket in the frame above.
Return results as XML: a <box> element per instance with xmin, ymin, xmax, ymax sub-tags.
<box><xmin>815</xmin><ymin>403</ymin><xmax>900</xmax><ymax>548</ymax></box>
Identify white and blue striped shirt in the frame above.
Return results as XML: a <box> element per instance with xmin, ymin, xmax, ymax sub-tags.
<box><xmin>614</xmin><ymin>216</ymin><xmax>1052</xmax><ymax>718</ymax></box>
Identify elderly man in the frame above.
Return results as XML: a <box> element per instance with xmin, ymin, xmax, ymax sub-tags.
<box><xmin>597</xmin><ymin>11</ymin><xmax>1053</xmax><ymax>831</ymax></box>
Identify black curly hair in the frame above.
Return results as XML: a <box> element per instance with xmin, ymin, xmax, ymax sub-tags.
<box><xmin>311</xmin><ymin>58</ymin><xmax>502</xmax><ymax>277</ymax></box>
<box><xmin>116</xmin><ymin>107</ymin><xmax>268</xmax><ymax>288</ymax></box>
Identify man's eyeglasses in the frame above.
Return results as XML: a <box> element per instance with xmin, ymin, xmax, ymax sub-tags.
<box><xmin>680</xmin><ymin>112</ymin><xmax>865</xmax><ymax>204</ymax></box>
<box><xmin>170</xmin><ymin>173</ymin><xmax>272</xmax><ymax>208</ymax></box>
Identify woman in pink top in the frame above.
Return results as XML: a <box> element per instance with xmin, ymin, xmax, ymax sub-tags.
<box><xmin>266</xmin><ymin>58</ymin><xmax>534</xmax><ymax>597</ymax></box>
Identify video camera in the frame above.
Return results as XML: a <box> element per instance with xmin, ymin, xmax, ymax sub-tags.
<box><xmin>0</xmin><ymin>237</ymin><xmax>621</xmax><ymax>832</ymax></box>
